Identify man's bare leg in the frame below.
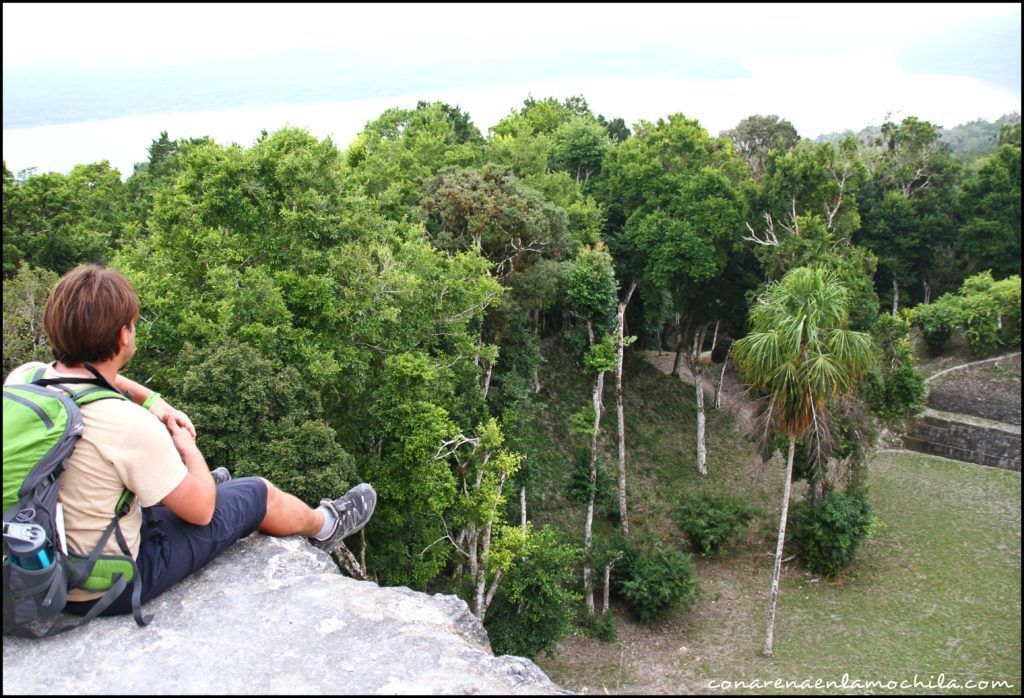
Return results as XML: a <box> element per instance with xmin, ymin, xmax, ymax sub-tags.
<box><xmin>255</xmin><ymin>478</ymin><xmax>324</xmax><ymax>537</ymax></box>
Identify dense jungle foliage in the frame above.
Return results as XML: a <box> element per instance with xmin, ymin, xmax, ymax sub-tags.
<box><xmin>3</xmin><ymin>99</ymin><xmax>1020</xmax><ymax>656</ymax></box>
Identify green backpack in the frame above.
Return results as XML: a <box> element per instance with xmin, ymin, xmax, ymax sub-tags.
<box><xmin>3</xmin><ymin>364</ymin><xmax>151</xmax><ymax>637</ymax></box>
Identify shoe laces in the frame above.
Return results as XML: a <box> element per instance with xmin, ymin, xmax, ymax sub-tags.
<box><xmin>323</xmin><ymin>497</ymin><xmax>355</xmax><ymax>519</ymax></box>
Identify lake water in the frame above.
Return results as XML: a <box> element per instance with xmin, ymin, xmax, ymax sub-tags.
<box><xmin>1</xmin><ymin>73</ymin><xmax>739</xmax><ymax>178</ymax></box>
<box><xmin>3</xmin><ymin>96</ymin><xmax>436</xmax><ymax>178</ymax></box>
<box><xmin>5</xmin><ymin>68</ymin><xmax>1018</xmax><ymax>180</ymax></box>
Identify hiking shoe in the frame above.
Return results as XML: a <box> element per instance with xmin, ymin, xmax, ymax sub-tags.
<box><xmin>311</xmin><ymin>483</ymin><xmax>377</xmax><ymax>552</ymax></box>
<box><xmin>211</xmin><ymin>467</ymin><xmax>232</xmax><ymax>485</ymax></box>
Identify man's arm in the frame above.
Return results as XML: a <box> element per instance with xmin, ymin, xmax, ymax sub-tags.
<box><xmin>160</xmin><ymin>420</ymin><xmax>217</xmax><ymax>526</ymax></box>
<box><xmin>114</xmin><ymin>373</ymin><xmax>196</xmax><ymax>439</ymax></box>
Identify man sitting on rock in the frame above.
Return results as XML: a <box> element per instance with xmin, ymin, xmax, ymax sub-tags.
<box><xmin>4</xmin><ymin>264</ymin><xmax>376</xmax><ymax>618</ymax></box>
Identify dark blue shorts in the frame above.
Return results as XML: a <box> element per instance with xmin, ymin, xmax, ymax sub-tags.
<box><xmin>65</xmin><ymin>477</ymin><xmax>268</xmax><ymax>617</ymax></box>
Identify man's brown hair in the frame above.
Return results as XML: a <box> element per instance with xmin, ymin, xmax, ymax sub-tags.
<box><xmin>43</xmin><ymin>264</ymin><xmax>140</xmax><ymax>365</ymax></box>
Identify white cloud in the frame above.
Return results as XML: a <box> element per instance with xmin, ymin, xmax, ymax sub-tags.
<box><xmin>4</xmin><ymin>63</ymin><xmax>1017</xmax><ymax>179</ymax></box>
<box><xmin>4</xmin><ymin>2</ymin><xmax>1019</xmax><ymax>70</ymax></box>
<box><xmin>3</xmin><ymin>2</ymin><xmax>1019</xmax><ymax>175</ymax></box>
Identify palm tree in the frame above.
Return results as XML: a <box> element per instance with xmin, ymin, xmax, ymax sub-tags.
<box><xmin>731</xmin><ymin>266</ymin><xmax>873</xmax><ymax>658</ymax></box>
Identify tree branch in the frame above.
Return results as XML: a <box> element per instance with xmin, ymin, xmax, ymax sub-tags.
<box><xmin>332</xmin><ymin>542</ymin><xmax>368</xmax><ymax>580</ymax></box>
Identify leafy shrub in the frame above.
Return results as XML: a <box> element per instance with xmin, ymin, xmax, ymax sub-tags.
<box><xmin>612</xmin><ymin>538</ymin><xmax>700</xmax><ymax>623</ymax></box>
<box><xmin>863</xmin><ymin>361</ymin><xmax>926</xmax><ymax>420</ymax></box>
<box><xmin>3</xmin><ymin>262</ymin><xmax>59</xmax><ymax>374</ymax></box>
<box><xmin>791</xmin><ymin>491</ymin><xmax>876</xmax><ymax>577</ymax></box>
<box><xmin>565</xmin><ymin>450</ymin><xmax>614</xmax><ymax>507</ymax></box>
<box><xmin>862</xmin><ymin>312</ymin><xmax>926</xmax><ymax>420</ymax></box>
<box><xmin>912</xmin><ymin>299</ymin><xmax>959</xmax><ymax>354</ymax></box>
<box><xmin>911</xmin><ymin>272</ymin><xmax>1021</xmax><ymax>357</ymax></box>
<box><xmin>173</xmin><ymin>340</ymin><xmax>354</xmax><ymax>506</ymax></box>
<box><xmin>588</xmin><ymin>610</ymin><xmax>617</xmax><ymax>642</ymax></box>
<box><xmin>675</xmin><ymin>494</ymin><xmax>758</xmax><ymax>555</ymax></box>
<box><xmin>484</xmin><ymin>525</ymin><xmax>581</xmax><ymax>659</ymax></box>
<box><xmin>958</xmin><ymin>273</ymin><xmax>1021</xmax><ymax>356</ymax></box>
<box><xmin>831</xmin><ymin>404</ymin><xmax>876</xmax><ymax>499</ymax></box>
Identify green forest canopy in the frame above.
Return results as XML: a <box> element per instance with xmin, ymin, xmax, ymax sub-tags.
<box><xmin>3</xmin><ymin>96</ymin><xmax>1020</xmax><ymax>655</ymax></box>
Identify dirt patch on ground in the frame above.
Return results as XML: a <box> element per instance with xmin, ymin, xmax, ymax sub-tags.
<box><xmin>639</xmin><ymin>351</ymin><xmax>761</xmax><ymax>438</ymax></box>
<box><xmin>536</xmin><ymin>550</ymin><xmax>784</xmax><ymax>694</ymax></box>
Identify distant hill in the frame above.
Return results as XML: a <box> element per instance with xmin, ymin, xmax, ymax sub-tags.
<box><xmin>814</xmin><ymin>113</ymin><xmax>1020</xmax><ymax>163</ymax></box>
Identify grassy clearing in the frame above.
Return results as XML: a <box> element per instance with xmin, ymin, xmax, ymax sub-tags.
<box><xmin>524</xmin><ymin>344</ymin><xmax>1021</xmax><ymax>695</ymax></box>
<box><xmin>516</xmin><ymin>342</ymin><xmax>769</xmax><ymax>544</ymax></box>
<box><xmin>752</xmin><ymin>451</ymin><xmax>1021</xmax><ymax>695</ymax></box>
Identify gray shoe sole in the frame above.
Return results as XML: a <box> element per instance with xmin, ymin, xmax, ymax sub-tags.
<box><xmin>313</xmin><ymin>483</ymin><xmax>377</xmax><ymax>552</ymax></box>
<box><xmin>211</xmin><ymin>467</ymin><xmax>232</xmax><ymax>486</ymax></box>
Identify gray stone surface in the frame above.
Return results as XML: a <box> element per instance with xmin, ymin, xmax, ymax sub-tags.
<box><xmin>3</xmin><ymin>535</ymin><xmax>570</xmax><ymax>695</ymax></box>
<box><xmin>926</xmin><ymin>353</ymin><xmax>1022</xmax><ymax>425</ymax></box>
<box><xmin>903</xmin><ymin>409</ymin><xmax>1021</xmax><ymax>471</ymax></box>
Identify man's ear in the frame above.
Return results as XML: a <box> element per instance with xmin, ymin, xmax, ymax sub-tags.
<box><xmin>119</xmin><ymin>325</ymin><xmax>132</xmax><ymax>348</ymax></box>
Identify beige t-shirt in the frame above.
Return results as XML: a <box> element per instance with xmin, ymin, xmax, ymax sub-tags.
<box><xmin>5</xmin><ymin>362</ymin><xmax>187</xmax><ymax>601</ymax></box>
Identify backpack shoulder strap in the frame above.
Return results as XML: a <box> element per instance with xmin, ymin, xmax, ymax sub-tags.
<box><xmin>31</xmin><ymin>362</ymin><xmax>125</xmax><ymax>398</ymax></box>
<box><xmin>30</xmin><ymin>362</ymin><xmax>128</xmax><ymax>406</ymax></box>
<box><xmin>68</xmin><ymin>386</ymin><xmax>128</xmax><ymax>406</ymax></box>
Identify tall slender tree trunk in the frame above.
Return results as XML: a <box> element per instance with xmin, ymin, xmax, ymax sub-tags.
<box><xmin>584</xmin><ymin>369</ymin><xmax>605</xmax><ymax>616</ymax></box>
<box><xmin>763</xmin><ymin>437</ymin><xmax>796</xmax><ymax>658</ymax></box>
<box><xmin>602</xmin><ymin>562</ymin><xmax>613</xmax><ymax>616</ymax></box>
<box><xmin>480</xmin><ymin>330</ymin><xmax>501</xmax><ymax>399</ymax></box>
<box><xmin>892</xmin><ymin>278</ymin><xmax>900</xmax><ymax>315</ymax></box>
<box><xmin>615</xmin><ymin>281</ymin><xmax>637</xmax><ymax>537</ymax></box>
<box><xmin>601</xmin><ymin>551</ymin><xmax>623</xmax><ymax>616</ymax></box>
<box><xmin>671</xmin><ymin>316</ymin><xmax>687</xmax><ymax>376</ymax></box>
<box><xmin>693</xmin><ymin>325</ymin><xmax>708</xmax><ymax>476</ymax></box>
<box><xmin>467</xmin><ymin>529</ymin><xmax>479</xmax><ymax>597</ymax></box>
<box><xmin>672</xmin><ymin>340</ymin><xmax>685</xmax><ymax>376</ymax></box>
<box><xmin>453</xmin><ymin>529</ymin><xmax>467</xmax><ymax>578</ymax></box>
<box><xmin>696</xmin><ymin>370</ymin><xmax>707</xmax><ymax>476</ymax></box>
<box><xmin>520</xmin><ymin>486</ymin><xmax>527</xmax><ymax>531</ymax></box>
<box><xmin>583</xmin><ymin>320</ymin><xmax>605</xmax><ymax>617</ymax></box>
<box><xmin>923</xmin><ymin>279</ymin><xmax>931</xmax><ymax>305</ymax></box>
<box><xmin>474</xmin><ymin>521</ymin><xmax>492</xmax><ymax>619</ymax></box>
<box><xmin>715</xmin><ymin>355</ymin><xmax>728</xmax><ymax>410</ymax></box>
<box><xmin>470</xmin><ymin>464</ymin><xmax>507</xmax><ymax>622</ymax></box>
<box><xmin>481</xmin><ymin>363</ymin><xmax>494</xmax><ymax>400</ymax></box>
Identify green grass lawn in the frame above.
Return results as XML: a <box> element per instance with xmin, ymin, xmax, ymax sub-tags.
<box><xmin>516</xmin><ymin>345</ymin><xmax>768</xmax><ymax>542</ymax></box>
<box><xmin>758</xmin><ymin>450</ymin><xmax>1021</xmax><ymax>694</ymax></box>
<box><xmin>526</xmin><ymin>345</ymin><xmax>1021</xmax><ymax>694</ymax></box>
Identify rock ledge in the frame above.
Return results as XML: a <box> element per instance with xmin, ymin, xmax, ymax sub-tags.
<box><xmin>3</xmin><ymin>534</ymin><xmax>569</xmax><ymax>695</ymax></box>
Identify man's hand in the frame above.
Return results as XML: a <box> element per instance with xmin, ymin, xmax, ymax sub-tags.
<box><xmin>148</xmin><ymin>396</ymin><xmax>197</xmax><ymax>440</ymax></box>
<box><xmin>166</xmin><ymin>416</ymin><xmax>200</xmax><ymax>459</ymax></box>
<box><xmin>112</xmin><ymin>373</ymin><xmax>197</xmax><ymax>439</ymax></box>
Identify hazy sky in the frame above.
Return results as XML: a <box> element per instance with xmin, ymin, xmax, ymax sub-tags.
<box><xmin>3</xmin><ymin>2</ymin><xmax>1020</xmax><ymax>176</ymax></box>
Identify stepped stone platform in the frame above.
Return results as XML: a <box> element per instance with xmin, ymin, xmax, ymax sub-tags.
<box><xmin>903</xmin><ymin>408</ymin><xmax>1021</xmax><ymax>471</ymax></box>
<box><xmin>903</xmin><ymin>353</ymin><xmax>1021</xmax><ymax>471</ymax></box>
